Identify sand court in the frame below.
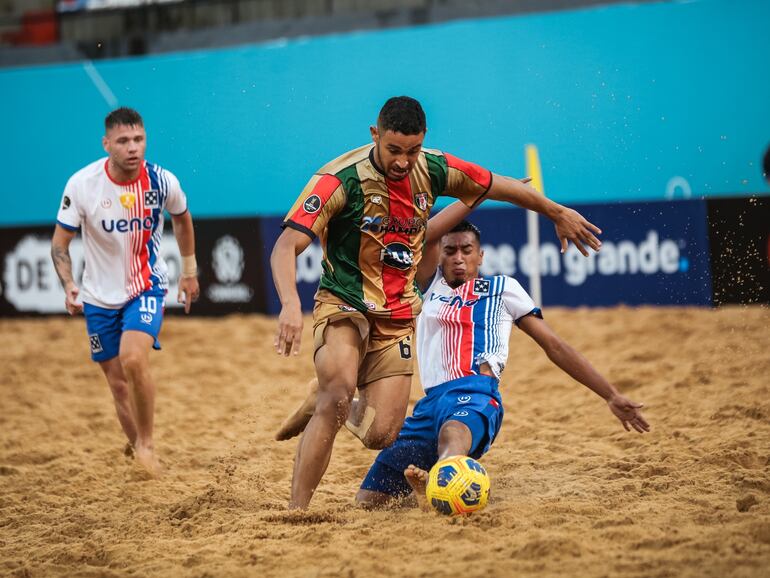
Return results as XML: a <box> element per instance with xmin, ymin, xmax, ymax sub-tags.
<box><xmin>1</xmin><ymin>306</ymin><xmax>768</xmax><ymax>577</ymax></box>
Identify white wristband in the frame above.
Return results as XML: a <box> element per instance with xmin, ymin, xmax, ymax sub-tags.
<box><xmin>181</xmin><ymin>254</ymin><xmax>197</xmax><ymax>278</ymax></box>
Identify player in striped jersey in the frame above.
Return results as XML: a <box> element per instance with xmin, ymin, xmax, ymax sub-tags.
<box><xmin>356</xmin><ymin>215</ymin><xmax>650</xmax><ymax>508</ymax></box>
<box><xmin>272</xmin><ymin>96</ymin><xmax>603</xmax><ymax>509</ymax></box>
<box><xmin>51</xmin><ymin>108</ymin><xmax>200</xmax><ymax>477</ymax></box>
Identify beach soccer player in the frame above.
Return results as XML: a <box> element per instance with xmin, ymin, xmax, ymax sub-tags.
<box><xmin>270</xmin><ymin>95</ymin><xmax>603</xmax><ymax>509</ymax></box>
<box><xmin>51</xmin><ymin>107</ymin><xmax>199</xmax><ymax>477</ymax></box>
<box><xmin>356</xmin><ymin>216</ymin><xmax>650</xmax><ymax>509</ymax></box>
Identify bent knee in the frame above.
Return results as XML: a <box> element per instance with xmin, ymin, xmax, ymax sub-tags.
<box><xmin>361</xmin><ymin>427</ymin><xmax>399</xmax><ymax>450</ymax></box>
<box><xmin>119</xmin><ymin>350</ymin><xmax>147</xmax><ymax>374</ymax></box>
<box><xmin>315</xmin><ymin>389</ymin><xmax>354</xmax><ymax>422</ymax></box>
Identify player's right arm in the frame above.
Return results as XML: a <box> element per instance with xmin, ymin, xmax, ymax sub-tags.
<box><xmin>51</xmin><ymin>225</ymin><xmax>82</xmax><ymax>315</ymax></box>
<box><xmin>271</xmin><ymin>228</ymin><xmax>314</xmax><ymax>356</ymax></box>
<box><xmin>272</xmin><ymin>172</ymin><xmax>346</xmax><ymax>356</ymax></box>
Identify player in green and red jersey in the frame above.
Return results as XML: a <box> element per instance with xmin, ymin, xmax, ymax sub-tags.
<box><xmin>271</xmin><ymin>96</ymin><xmax>602</xmax><ymax>509</ymax></box>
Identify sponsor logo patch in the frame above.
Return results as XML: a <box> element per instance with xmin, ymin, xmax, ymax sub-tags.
<box><xmin>101</xmin><ymin>198</ymin><xmax>112</xmax><ymax>209</ymax></box>
<box><xmin>371</xmin><ymin>195</ymin><xmax>382</xmax><ymax>205</ymax></box>
<box><xmin>140</xmin><ymin>313</ymin><xmax>153</xmax><ymax>325</ymax></box>
<box><xmin>453</xmin><ymin>410</ymin><xmax>469</xmax><ymax>417</ymax></box>
<box><xmin>303</xmin><ymin>195</ymin><xmax>322</xmax><ymax>214</ymax></box>
<box><xmin>473</xmin><ymin>279</ymin><xmax>490</xmax><ymax>296</ymax></box>
<box><xmin>144</xmin><ymin>190</ymin><xmax>159</xmax><ymax>208</ymax></box>
<box><xmin>89</xmin><ymin>334</ymin><xmax>103</xmax><ymax>354</ymax></box>
<box><xmin>119</xmin><ymin>192</ymin><xmax>136</xmax><ymax>209</ymax></box>
<box><xmin>337</xmin><ymin>304</ymin><xmax>357</xmax><ymax>313</ymax></box>
<box><xmin>381</xmin><ymin>242</ymin><xmax>414</xmax><ymax>270</ymax></box>
<box><xmin>362</xmin><ymin>216</ymin><xmax>425</xmax><ymax>235</ymax></box>
<box><xmin>457</xmin><ymin>395</ymin><xmax>472</xmax><ymax>404</ymax></box>
<box><xmin>61</xmin><ymin>196</ymin><xmax>71</xmax><ymax>210</ymax></box>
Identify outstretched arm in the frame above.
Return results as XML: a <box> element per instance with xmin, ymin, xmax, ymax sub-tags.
<box><xmin>416</xmin><ymin>177</ymin><xmax>534</xmax><ymax>289</ymax></box>
<box><xmin>517</xmin><ymin>314</ymin><xmax>650</xmax><ymax>433</ymax></box>
<box><xmin>171</xmin><ymin>211</ymin><xmax>200</xmax><ymax>314</ymax></box>
<box><xmin>271</xmin><ymin>227</ymin><xmax>314</xmax><ymax>356</ymax></box>
<box><xmin>51</xmin><ymin>225</ymin><xmax>82</xmax><ymax>315</ymax></box>
<box><xmin>486</xmin><ymin>175</ymin><xmax>602</xmax><ymax>256</ymax></box>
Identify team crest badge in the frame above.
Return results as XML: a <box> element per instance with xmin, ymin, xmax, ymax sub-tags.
<box><xmin>119</xmin><ymin>192</ymin><xmax>136</xmax><ymax>209</ymax></box>
<box><xmin>414</xmin><ymin>192</ymin><xmax>428</xmax><ymax>212</ymax></box>
<box><xmin>303</xmin><ymin>194</ymin><xmax>322</xmax><ymax>214</ymax></box>
<box><xmin>144</xmin><ymin>190</ymin><xmax>159</xmax><ymax>208</ymax></box>
<box><xmin>473</xmin><ymin>279</ymin><xmax>490</xmax><ymax>296</ymax></box>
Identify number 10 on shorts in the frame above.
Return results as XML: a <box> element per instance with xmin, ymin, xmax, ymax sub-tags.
<box><xmin>139</xmin><ymin>295</ymin><xmax>158</xmax><ymax>314</ymax></box>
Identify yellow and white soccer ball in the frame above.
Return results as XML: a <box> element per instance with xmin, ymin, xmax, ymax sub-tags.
<box><xmin>426</xmin><ymin>455</ymin><xmax>490</xmax><ymax>516</ymax></box>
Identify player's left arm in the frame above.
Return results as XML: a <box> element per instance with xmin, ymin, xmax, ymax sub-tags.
<box><xmin>417</xmin><ymin>177</ymin><xmax>533</xmax><ymax>289</ymax></box>
<box><xmin>486</xmin><ymin>175</ymin><xmax>602</xmax><ymax>256</ymax></box>
<box><xmin>517</xmin><ymin>314</ymin><xmax>650</xmax><ymax>433</ymax></box>
<box><xmin>171</xmin><ymin>210</ymin><xmax>200</xmax><ymax>314</ymax></box>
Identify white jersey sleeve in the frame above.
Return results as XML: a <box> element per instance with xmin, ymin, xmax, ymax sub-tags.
<box><xmin>501</xmin><ymin>277</ymin><xmax>540</xmax><ymax>323</ymax></box>
<box><xmin>163</xmin><ymin>170</ymin><xmax>188</xmax><ymax>216</ymax></box>
<box><xmin>56</xmin><ymin>177</ymin><xmax>83</xmax><ymax>231</ymax></box>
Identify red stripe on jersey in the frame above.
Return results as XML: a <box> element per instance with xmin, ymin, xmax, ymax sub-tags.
<box><xmin>138</xmin><ymin>167</ymin><xmax>152</xmax><ymax>291</ymax></box>
<box><xmin>288</xmin><ymin>174</ymin><xmax>341</xmax><ymax>232</ymax></box>
<box><xmin>444</xmin><ymin>153</ymin><xmax>492</xmax><ymax>189</ymax></box>
<box><xmin>489</xmin><ymin>398</ymin><xmax>499</xmax><ymax>408</ymax></box>
<box><xmin>458</xmin><ymin>283</ymin><xmax>475</xmax><ymax>375</ymax></box>
<box><xmin>382</xmin><ymin>176</ymin><xmax>414</xmax><ymax>319</ymax></box>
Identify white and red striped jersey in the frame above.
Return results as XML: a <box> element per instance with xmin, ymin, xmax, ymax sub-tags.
<box><xmin>56</xmin><ymin>158</ymin><xmax>187</xmax><ymax>309</ymax></box>
<box><xmin>416</xmin><ymin>270</ymin><xmax>541</xmax><ymax>391</ymax></box>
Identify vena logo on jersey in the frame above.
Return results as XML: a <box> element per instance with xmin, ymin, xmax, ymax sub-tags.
<box><xmin>101</xmin><ymin>217</ymin><xmax>154</xmax><ymax>233</ymax></box>
<box><xmin>361</xmin><ymin>216</ymin><xmax>426</xmax><ymax>235</ymax></box>
<box><xmin>429</xmin><ymin>293</ymin><xmax>480</xmax><ymax>308</ymax></box>
<box><xmin>381</xmin><ymin>242</ymin><xmax>414</xmax><ymax>270</ymax></box>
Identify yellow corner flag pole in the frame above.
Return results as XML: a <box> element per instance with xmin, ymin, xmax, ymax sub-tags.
<box><xmin>525</xmin><ymin>144</ymin><xmax>544</xmax><ymax>307</ymax></box>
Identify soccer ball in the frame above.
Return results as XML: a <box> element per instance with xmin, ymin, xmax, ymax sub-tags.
<box><xmin>425</xmin><ymin>455</ymin><xmax>490</xmax><ymax>516</ymax></box>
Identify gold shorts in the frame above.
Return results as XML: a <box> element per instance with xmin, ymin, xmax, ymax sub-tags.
<box><xmin>312</xmin><ymin>291</ymin><xmax>415</xmax><ymax>387</ymax></box>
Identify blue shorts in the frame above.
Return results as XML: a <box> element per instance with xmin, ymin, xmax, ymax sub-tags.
<box><xmin>360</xmin><ymin>374</ymin><xmax>504</xmax><ymax>497</ymax></box>
<box><xmin>83</xmin><ymin>288</ymin><xmax>166</xmax><ymax>362</ymax></box>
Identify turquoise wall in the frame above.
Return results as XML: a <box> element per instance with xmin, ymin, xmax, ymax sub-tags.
<box><xmin>2</xmin><ymin>0</ymin><xmax>769</xmax><ymax>226</ymax></box>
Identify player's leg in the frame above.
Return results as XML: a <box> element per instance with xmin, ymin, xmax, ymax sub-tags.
<box><xmin>402</xmin><ymin>420</ymin><xmax>475</xmax><ymax>506</ymax></box>
<box><xmin>275</xmin><ymin>377</ymin><xmax>318</xmax><ymax>441</ymax></box>
<box><xmin>289</xmin><ymin>319</ymin><xmax>362</xmax><ymax>509</ymax></box>
<box><xmin>348</xmin><ymin>374</ymin><xmax>411</xmax><ymax>449</ymax></box>
<box><xmin>356</xmin><ymin>397</ymin><xmax>438</xmax><ymax>509</ymax></box>
<box><xmin>346</xmin><ymin>329</ymin><xmax>414</xmax><ymax>449</ymax></box>
<box><xmin>117</xmin><ymin>289</ymin><xmax>165</xmax><ymax>477</ymax></box>
<box><xmin>97</xmin><ymin>357</ymin><xmax>137</xmax><ymax>448</ymax></box>
<box><xmin>83</xmin><ymin>302</ymin><xmax>137</xmax><ymax>450</ymax></box>
<box><xmin>119</xmin><ymin>330</ymin><xmax>160</xmax><ymax>476</ymax></box>
<box><xmin>406</xmin><ymin>379</ymin><xmax>503</xmax><ymax>500</ymax></box>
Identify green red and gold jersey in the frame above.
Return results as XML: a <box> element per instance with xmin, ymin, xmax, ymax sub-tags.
<box><xmin>283</xmin><ymin>144</ymin><xmax>493</xmax><ymax>319</ymax></box>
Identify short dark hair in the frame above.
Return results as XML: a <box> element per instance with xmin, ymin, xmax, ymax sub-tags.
<box><xmin>378</xmin><ymin>96</ymin><xmax>426</xmax><ymax>135</ymax></box>
<box><xmin>105</xmin><ymin>107</ymin><xmax>143</xmax><ymax>131</ymax></box>
<box><xmin>763</xmin><ymin>144</ymin><xmax>770</xmax><ymax>182</ymax></box>
<box><xmin>448</xmin><ymin>220</ymin><xmax>481</xmax><ymax>243</ymax></box>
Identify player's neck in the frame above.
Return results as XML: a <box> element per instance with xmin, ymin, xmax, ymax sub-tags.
<box><xmin>106</xmin><ymin>159</ymin><xmax>142</xmax><ymax>185</ymax></box>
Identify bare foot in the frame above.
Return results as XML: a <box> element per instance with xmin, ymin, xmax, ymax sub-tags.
<box><xmin>275</xmin><ymin>378</ymin><xmax>318</xmax><ymax>441</ymax></box>
<box><xmin>134</xmin><ymin>445</ymin><xmax>163</xmax><ymax>478</ymax></box>
<box><xmin>404</xmin><ymin>464</ymin><xmax>430</xmax><ymax>511</ymax></box>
